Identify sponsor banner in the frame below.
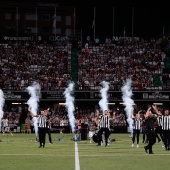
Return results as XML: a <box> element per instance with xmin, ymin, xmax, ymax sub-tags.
<box><xmin>2</xmin><ymin>91</ymin><xmax>170</xmax><ymax>100</ymax></box>
<box><xmin>4</xmin><ymin>36</ymin><xmax>34</xmax><ymax>41</ymax></box>
<box><xmin>41</xmin><ymin>91</ymin><xmax>64</xmax><ymax>99</ymax></box>
<box><xmin>49</xmin><ymin>36</ymin><xmax>67</xmax><ymax>42</ymax></box>
<box><xmin>112</xmin><ymin>36</ymin><xmax>140</xmax><ymax>42</ymax></box>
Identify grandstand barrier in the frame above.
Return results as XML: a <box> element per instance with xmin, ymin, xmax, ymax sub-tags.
<box><xmin>80</xmin><ymin>128</ymin><xmax>88</xmax><ymax>140</ymax></box>
<box><xmin>2</xmin><ymin>91</ymin><xmax>170</xmax><ymax>101</ymax></box>
<box><xmin>7</xmin><ymin>126</ymin><xmax>20</xmax><ymax>133</ymax></box>
<box><xmin>114</xmin><ymin>126</ymin><xmax>127</xmax><ymax>133</ymax></box>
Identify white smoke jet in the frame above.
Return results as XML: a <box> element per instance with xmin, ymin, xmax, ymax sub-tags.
<box><xmin>0</xmin><ymin>89</ymin><xmax>5</xmax><ymax>132</ymax></box>
<box><xmin>26</xmin><ymin>82</ymin><xmax>40</xmax><ymax>137</ymax></box>
<box><xmin>121</xmin><ymin>78</ymin><xmax>134</xmax><ymax>134</ymax></box>
<box><xmin>63</xmin><ymin>82</ymin><xmax>76</xmax><ymax>133</ymax></box>
<box><xmin>99</xmin><ymin>81</ymin><xmax>109</xmax><ymax>114</ymax></box>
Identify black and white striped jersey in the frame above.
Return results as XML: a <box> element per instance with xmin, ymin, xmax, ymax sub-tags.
<box><xmin>99</xmin><ymin>115</ymin><xmax>110</xmax><ymax>129</ymax></box>
<box><xmin>38</xmin><ymin>115</ymin><xmax>47</xmax><ymax>128</ymax></box>
<box><xmin>132</xmin><ymin>118</ymin><xmax>141</xmax><ymax>130</ymax></box>
<box><xmin>157</xmin><ymin>114</ymin><xmax>163</xmax><ymax>127</ymax></box>
<box><xmin>161</xmin><ymin>115</ymin><xmax>170</xmax><ymax>130</ymax></box>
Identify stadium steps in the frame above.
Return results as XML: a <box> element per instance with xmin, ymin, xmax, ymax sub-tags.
<box><xmin>71</xmin><ymin>48</ymin><xmax>78</xmax><ymax>88</ymax></box>
<box><xmin>153</xmin><ymin>76</ymin><xmax>162</xmax><ymax>87</ymax></box>
<box><xmin>164</xmin><ymin>61</ymin><xmax>170</xmax><ymax>68</ymax></box>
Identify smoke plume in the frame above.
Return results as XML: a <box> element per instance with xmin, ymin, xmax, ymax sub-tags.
<box><xmin>64</xmin><ymin>82</ymin><xmax>76</xmax><ymax>133</ymax></box>
<box><xmin>121</xmin><ymin>78</ymin><xmax>134</xmax><ymax>134</ymax></box>
<box><xmin>26</xmin><ymin>81</ymin><xmax>40</xmax><ymax>136</ymax></box>
<box><xmin>99</xmin><ymin>81</ymin><xmax>109</xmax><ymax>114</ymax></box>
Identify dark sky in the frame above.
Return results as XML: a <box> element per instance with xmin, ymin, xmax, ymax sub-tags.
<box><xmin>72</xmin><ymin>1</ymin><xmax>170</xmax><ymax>40</ymax></box>
<box><xmin>22</xmin><ymin>0</ymin><xmax>170</xmax><ymax>40</ymax></box>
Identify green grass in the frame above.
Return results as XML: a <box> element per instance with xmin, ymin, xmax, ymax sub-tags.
<box><xmin>0</xmin><ymin>133</ymin><xmax>169</xmax><ymax>170</ymax></box>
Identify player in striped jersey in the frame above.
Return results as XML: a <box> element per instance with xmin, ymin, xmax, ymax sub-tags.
<box><xmin>131</xmin><ymin>110</ymin><xmax>142</xmax><ymax>148</ymax></box>
<box><xmin>28</xmin><ymin>108</ymin><xmax>49</xmax><ymax>148</ymax></box>
<box><xmin>45</xmin><ymin>108</ymin><xmax>53</xmax><ymax>144</ymax></box>
<box><xmin>153</xmin><ymin>105</ymin><xmax>170</xmax><ymax>150</ymax></box>
<box><xmin>161</xmin><ymin>110</ymin><xmax>170</xmax><ymax>150</ymax></box>
<box><xmin>155</xmin><ymin>111</ymin><xmax>164</xmax><ymax>146</ymax></box>
<box><xmin>97</xmin><ymin>110</ymin><xmax>110</xmax><ymax>147</ymax></box>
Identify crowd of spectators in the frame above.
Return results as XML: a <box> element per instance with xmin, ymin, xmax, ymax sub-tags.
<box><xmin>1</xmin><ymin>104</ymin><xmax>127</xmax><ymax>133</ymax></box>
<box><xmin>77</xmin><ymin>37</ymin><xmax>170</xmax><ymax>90</ymax></box>
<box><xmin>1</xmin><ymin>36</ymin><xmax>170</xmax><ymax>134</ymax></box>
<box><xmin>0</xmin><ymin>42</ymin><xmax>72</xmax><ymax>91</ymax></box>
<box><xmin>0</xmin><ymin>36</ymin><xmax>170</xmax><ymax>91</ymax></box>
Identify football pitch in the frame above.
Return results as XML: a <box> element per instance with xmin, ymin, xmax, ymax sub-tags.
<box><xmin>0</xmin><ymin>133</ymin><xmax>169</xmax><ymax>170</ymax></box>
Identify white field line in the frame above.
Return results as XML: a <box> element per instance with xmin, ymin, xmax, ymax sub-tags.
<box><xmin>75</xmin><ymin>141</ymin><xmax>80</xmax><ymax>170</ymax></box>
<box><xmin>0</xmin><ymin>153</ymin><xmax>170</xmax><ymax>156</ymax></box>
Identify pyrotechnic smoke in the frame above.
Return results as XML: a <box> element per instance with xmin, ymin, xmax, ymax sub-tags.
<box><xmin>0</xmin><ymin>89</ymin><xmax>5</xmax><ymax>132</ymax></box>
<box><xmin>121</xmin><ymin>78</ymin><xmax>134</xmax><ymax>134</ymax></box>
<box><xmin>26</xmin><ymin>82</ymin><xmax>40</xmax><ymax>136</ymax></box>
<box><xmin>64</xmin><ymin>82</ymin><xmax>76</xmax><ymax>133</ymax></box>
<box><xmin>99</xmin><ymin>81</ymin><xmax>109</xmax><ymax>114</ymax></box>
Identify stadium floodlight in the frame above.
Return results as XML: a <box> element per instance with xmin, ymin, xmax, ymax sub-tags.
<box><xmin>119</xmin><ymin>102</ymin><xmax>136</xmax><ymax>105</ymax></box>
<box><xmin>153</xmin><ymin>103</ymin><xmax>163</xmax><ymax>105</ymax></box>
<box><xmin>59</xmin><ymin>103</ymin><xmax>66</xmax><ymax>105</ymax></box>
<box><xmin>12</xmin><ymin>103</ymin><xmax>21</xmax><ymax>104</ymax></box>
<box><xmin>107</xmin><ymin>103</ymin><xmax>115</xmax><ymax>105</ymax></box>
